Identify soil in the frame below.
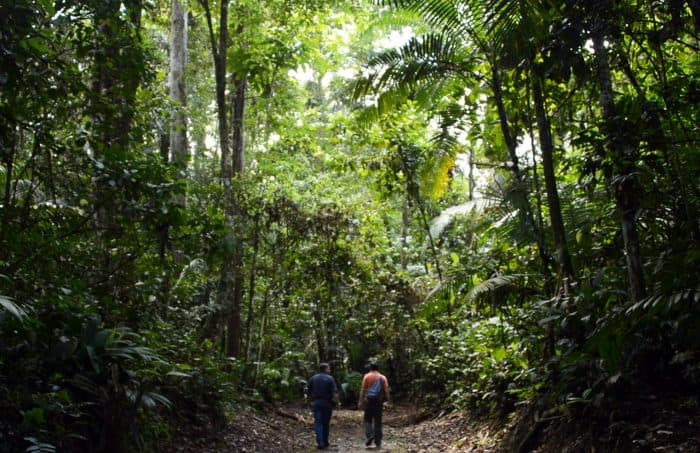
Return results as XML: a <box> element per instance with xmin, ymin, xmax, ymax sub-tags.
<box><xmin>161</xmin><ymin>402</ymin><xmax>504</xmax><ymax>452</ymax></box>
<box><xmin>162</xmin><ymin>394</ymin><xmax>700</xmax><ymax>452</ymax></box>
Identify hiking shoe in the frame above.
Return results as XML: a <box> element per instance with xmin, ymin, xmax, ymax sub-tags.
<box><xmin>365</xmin><ymin>436</ymin><xmax>374</xmax><ymax>446</ymax></box>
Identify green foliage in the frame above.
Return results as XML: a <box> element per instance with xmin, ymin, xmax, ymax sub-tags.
<box><xmin>1</xmin><ymin>0</ymin><xmax>699</xmax><ymax>450</ymax></box>
<box><xmin>254</xmin><ymin>351</ymin><xmax>308</xmax><ymax>401</ymax></box>
<box><xmin>0</xmin><ymin>312</ymin><xmax>174</xmax><ymax>452</ymax></box>
<box><xmin>414</xmin><ymin>305</ymin><xmax>536</xmax><ymax>414</ymax></box>
<box><xmin>158</xmin><ymin>341</ymin><xmax>236</xmax><ymax>432</ymax></box>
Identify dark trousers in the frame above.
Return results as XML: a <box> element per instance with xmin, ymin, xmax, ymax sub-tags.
<box><xmin>363</xmin><ymin>399</ymin><xmax>383</xmax><ymax>446</ymax></box>
<box><xmin>312</xmin><ymin>399</ymin><xmax>333</xmax><ymax>447</ymax></box>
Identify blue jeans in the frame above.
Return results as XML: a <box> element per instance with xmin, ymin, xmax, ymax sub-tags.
<box><xmin>312</xmin><ymin>399</ymin><xmax>333</xmax><ymax>447</ymax></box>
<box><xmin>363</xmin><ymin>399</ymin><xmax>383</xmax><ymax>446</ymax></box>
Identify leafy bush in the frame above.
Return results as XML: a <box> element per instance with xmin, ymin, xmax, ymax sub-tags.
<box><xmin>414</xmin><ymin>311</ymin><xmax>534</xmax><ymax>414</ymax></box>
<box><xmin>0</xmin><ymin>311</ymin><xmax>173</xmax><ymax>452</ymax></box>
<box><xmin>340</xmin><ymin>371</ymin><xmax>363</xmax><ymax>406</ymax></box>
<box><xmin>254</xmin><ymin>351</ymin><xmax>308</xmax><ymax>402</ymax></box>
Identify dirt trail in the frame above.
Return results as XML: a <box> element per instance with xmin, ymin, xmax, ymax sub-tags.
<box><xmin>294</xmin><ymin>405</ymin><xmax>418</xmax><ymax>452</ymax></box>
<box><xmin>238</xmin><ymin>403</ymin><xmax>497</xmax><ymax>453</ymax></box>
<box><xmin>163</xmin><ymin>402</ymin><xmax>500</xmax><ymax>452</ymax></box>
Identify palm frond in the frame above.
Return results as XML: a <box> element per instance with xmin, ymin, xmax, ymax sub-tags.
<box><xmin>0</xmin><ymin>294</ymin><xmax>27</xmax><ymax>321</ymax></box>
<box><xmin>351</xmin><ymin>32</ymin><xmax>471</xmax><ymax>119</ymax></box>
<box><xmin>352</xmin><ymin>105</ymin><xmax>382</xmax><ymax>128</ymax></box>
<box><xmin>429</xmin><ymin>199</ymin><xmax>491</xmax><ymax>238</ymax></box>
<box><xmin>357</xmin><ymin>8</ymin><xmax>428</xmax><ymax>47</ymax></box>
<box><xmin>384</xmin><ymin>0</ymin><xmax>544</xmax><ymax>56</ymax></box>
<box><xmin>383</xmin><ymin>0</ymin><xmax>464</xmax><ymax>36</ymax></box>
<box><xmin>365</xmin><ymin>33</ymin><xmax>462</xmax><ymax>90</ymax></box>
<box><xmin>9</xmin><ymin>179</ymin><xmax>46</xmax><ymax>204</ymax></box>
<box><xmin>466</xmin><ymin>273</ymin><xmax>534</xmax><ymax>302</ymax></box>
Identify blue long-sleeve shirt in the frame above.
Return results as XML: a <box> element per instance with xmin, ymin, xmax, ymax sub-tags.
<box><xmin>308</xmin><ymin>372</ymin><xmax>338</xmax><ymax>402</ymax></box>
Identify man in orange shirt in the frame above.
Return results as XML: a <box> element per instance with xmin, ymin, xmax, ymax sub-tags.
<box><xmin>358</xmin><ymin>362</ymin><xmax>390</xmax><ymax>449</ymax></box>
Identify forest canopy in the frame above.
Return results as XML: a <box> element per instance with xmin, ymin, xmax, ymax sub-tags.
<box><xmin>1</xmin><ymin>0</ymin><xmax>698</xmax><ymax>451</ymax></box>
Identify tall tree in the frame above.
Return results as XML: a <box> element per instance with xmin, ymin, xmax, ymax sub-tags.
<box><xmin>197</xmin><ymin>0</ymin><xmax>242</xmax><ymax>357</ymax></box>
<box><xmin>591</xmin><ymin>33</ymin><xmax>646</xmax><ymax>301</ymax></box>
<box><xmin>560</xmin><ymin>0</ymin><xmax>649</xmax><ymax>301</ymax></box>
<box><xmin>226</xmin><ymin>38</ymin><xmax>247</xmax><ymax>359</ymax></box>
<box><xmin>88</xmin><ymin>0</ymin><xmax>147</xmax><ymax>304</ymax></box>
<box><xmin>169</xmin><ymin>0</ymin><xmax>189</xmax><ymax>173</ymax></box>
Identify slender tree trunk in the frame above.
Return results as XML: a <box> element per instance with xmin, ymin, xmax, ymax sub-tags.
<box><xmin>688</xmin><ymin>0</ymin><xmax>700</xmax><ymax>32</ymax></box>
<box><xmin>400</xmin><ymin>195</ymin><xmax>409</xmax><ymax>270</ymax></box>
<box><xmin>0</xmin><ymin>132</ymin><xmax>15</xmax><ymax>245</ymax></box>
<box><xmin>232</xmin><ymin>77</ymin><xmax>247</xmax><ymax>174</ymax></box>
<box><xmin>313</xmin><ymin>297</ymin><xmax>325</xmax><ymax>363</ymax></box>
<box><xmin>243</xmin><ymin>218</ymin><xmax>260</xmax><ymax>363</ymax></box>
<box><xmin>531</xmin><ymin>75</ymin><xmax>576</xmax><ymax>282</ymax></box>
<box><xmin>200</xmin><ymin>0</ymin><xmax>242</xmax><ymax>355</ymax></box>
<box><xmin>225</xmin><ymin>75</ymin><xmax>247</xmax><ymax>359</ymax></box>
<box><xmin>468</xmin><ymin>148</ymin><xmax>475</xmax><ymax>201</ymax></box>
<box><xmin>90</xmin><ymin>2</ymin><xmax>143</xmax><ymax>431</ymax></box>
<box><xmin>592</xmin><ymin>35</ymin><xmax>646</xmax><ymax>301</ymax></box>
<box><xmin>169</xmin><ymin>0</ymin><xmax>188</xmax><ymax>175</ymax></box>
<box><xmin>526</xmin><ymin>79</ymin><xmax>546</xmax><ymax>255</ymax></box>
<box><xmin>415</xmin><ymin>197</ymin><xmax>444</xmax><ymax>283</ymax></box>
<box><xmin>253</xmin><ymin>289</ymin><xmax>270</xmax><ymax>387</ymax></box>
<box><xmin>490</xmin><ymin>64</ymin><xmax>520</xmax><ymax>174</ymax></box>
<box><xmin>489</xmin><ymin>61</ymin><xmax>553</xmax><ymax>276</ymax></box>
<box><xmin>156</xmin><ymin>0</ymin><xmax>188</xmax><ymax>312</ymax></box>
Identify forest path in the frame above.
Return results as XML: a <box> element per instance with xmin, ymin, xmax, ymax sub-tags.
<box><xmin>293</xmin><ymin>404</ymin><xmax>422</xmax><ymax>452</ymax></box>
<box><xmin>164</xmin><ymin>401</ymin><xmax>500</xmax><ymax>452</ymax></box>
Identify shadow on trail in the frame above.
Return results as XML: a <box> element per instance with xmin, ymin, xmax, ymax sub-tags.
<box><xmin>162</xmin><ymin>402</ymin><xmax>498</xmax><ymax>452</ymax></box>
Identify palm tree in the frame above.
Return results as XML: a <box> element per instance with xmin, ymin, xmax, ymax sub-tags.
<box><xmin>365</xmin><ymin>0</ymin><xmax>579</xmax><ymax>284</ymax></box>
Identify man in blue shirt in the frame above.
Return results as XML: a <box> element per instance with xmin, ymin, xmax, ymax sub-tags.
<box><xmin>306</xmin><ymin>363</ymin><xmax>339</xmax><ymax>449</ymax></box>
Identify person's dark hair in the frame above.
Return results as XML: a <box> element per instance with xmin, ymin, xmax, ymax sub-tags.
<box><xmin>369</xmin><ymin>362</ymin><xmax>379</xmax><ymax>371</ymax></box>
<box><xmin>320</xmin><ymin>363</ymin><xmax>330</xmax><ymax>373</ymax></box>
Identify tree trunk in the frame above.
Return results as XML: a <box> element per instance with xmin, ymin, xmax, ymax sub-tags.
<box><xmin>225</xmin><ymin>76</ymin><xmax>247</xmax><ymax>359</ymax></box>
<box><xmin>89</xmin><ymin>1</ymin><xmax>143</xmax><ymax>301</ymax></box>
<box><xmin>490</xmin><ymin>64</ymin><xmax>520</xmax><ymax>175</ymax></box>
<box><xmin>592</xmin><ymin>35</ymin><xmax>646</xmax><ymax>301</ymax></box>
<box><xmin>200</xmin><ymin>0</ymin><xmax>237</xmax><ymax>354</ymax></box>
<box><xmin>526</xmin><ymin>78</ymin><xmax>547</xmax><ymax>275</ymax></box>
<box><xmin>400</xmin><ymin>195</ymin><xmax>409</xmax><ymax>270</ymax></box>
<box><xmin>169</xmin><ymin>0</ymin><xmax>188</xmax><ymax>176</ymax></box>
<box><xmin>253</xmin><ymin>289</ymin><xmax>270</xmax><ymax>387</ymax></box>
<box><xmin>531</xmin><ymin>75</ymin><xmax>576</xmax><ymax>282</ymax></box>
<box><xmin>0</xmin><ymin>132</ymin><xmax>15</xmax><ymax>245</ymax></box>
<box><xmin>232</xmin><ymin>77</ymin><xmax>247</xmax><ymax>173</ymax></box>
<box><xmin>490</xmin><ymin>61</ymin><xmax>553</xmax><ymax>277</ymax></box>
<box><xmin>468</xmin><ymin>148</ymin><xmax>475</xmax><ymax>201</ymax></box>
<box><xmin>416</xmin><ymin>198</ymin><xmax>444</xmax><ymax>283</ymax></box>
<box><xmin>313</xmin><ymin>297</ymin><xmax>326</xmax><ymax>364</ymax></box>
<box><xmin>243</xmin><ymin>217</ymin><xmax>260</xmax><ymax>363</ymax></box>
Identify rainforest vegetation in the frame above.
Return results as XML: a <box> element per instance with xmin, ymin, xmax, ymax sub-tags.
<box><xmin>1</xmin><ymin>0</ymin><xmax>698</xmax><ymax>451</ymax></box>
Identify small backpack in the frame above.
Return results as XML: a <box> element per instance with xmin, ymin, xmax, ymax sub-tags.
<box><xmin>365</xmin><ymin>377</ymin><xmax>383</xmax><ymax>401</ymax></box>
